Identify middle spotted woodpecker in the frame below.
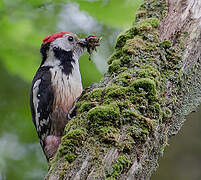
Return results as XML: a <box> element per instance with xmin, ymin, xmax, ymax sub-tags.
<box><xmin>30</xmin><ymin>32</ymin><xmax>99</xmax><ymax>160</ymax></box>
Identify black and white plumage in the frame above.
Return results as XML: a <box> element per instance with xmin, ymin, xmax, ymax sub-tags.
<box><xmin>30</xmin><ymin>32</ymin><xmax>86</xmax><ymax>160</ymax></box>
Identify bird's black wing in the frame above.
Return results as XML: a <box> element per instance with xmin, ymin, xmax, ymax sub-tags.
<box><xmin>30</xmin><ymin>66</ymin><xmax>54</xmax><ymax>147</ymax></box>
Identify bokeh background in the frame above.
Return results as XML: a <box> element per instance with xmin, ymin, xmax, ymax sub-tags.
<box><xmin>0</xmin><ymin>0</ymin><xmax>200</xmax><ymax>179</ymax></box>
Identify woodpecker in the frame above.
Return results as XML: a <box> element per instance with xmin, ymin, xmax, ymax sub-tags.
<box><xmin>30</xmin><ymin>32</ymin><xmax>89</xmax><ymax>160</ymax></box>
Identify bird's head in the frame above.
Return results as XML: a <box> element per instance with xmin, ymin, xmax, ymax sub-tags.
<box><xmin>40</xmin><ymin>32</ymin><xmax>87</xmax><ymax>67</ymax></box>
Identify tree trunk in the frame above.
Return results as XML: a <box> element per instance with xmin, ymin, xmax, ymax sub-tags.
<box><xmin>46</xmin><ymin>0</ymin><xmax>201</xmax><ymax>179</ymax></box>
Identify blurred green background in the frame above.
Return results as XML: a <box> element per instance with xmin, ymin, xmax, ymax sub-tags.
<box><xmin>0</xmin><ymin>0</ymin><xmax>200</xmax><ymax>179</ymax></box>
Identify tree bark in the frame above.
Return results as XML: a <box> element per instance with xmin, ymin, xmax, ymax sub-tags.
<box><xmin>46</xmin><ymin>0</ymin><xmax>201</xmax><ymax>179</ymax></box>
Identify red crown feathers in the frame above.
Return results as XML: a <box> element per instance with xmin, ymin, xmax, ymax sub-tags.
<box><xmin>42</xmin><ymin>32</ymin><xmax>72</xmax><ymax>44</ymax></box>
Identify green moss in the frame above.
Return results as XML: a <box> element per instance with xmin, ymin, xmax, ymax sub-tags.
<box><xmin>147</xmin><ymin>42</ymin><xmax>157</xmax><ymax>50</ymax></box>
<box><xmin>118</xmin><ymin>67</ymin><xmax>129</xmax><ymax>72</ymax></box>
<box><xmin>120</xmin><ymin>71</ymin><xmax>132</xmax><ymax>79</ymax></box>
<box><xmin>123</xmin><ymin>37</ymin><xmax>147</xmax><ymax>53</ymax></box>
<box><xmin>107</xmin><ymin>49</ymin><xmax>123</xmax><ymax>65</ymax></box>
<box><xmin>78</xmin><ymin>101</ymin><xmax>96</xmax><ymax>113</ymax></box>
<box><xmin>116</xmin><ymin>71</ymin><xmax>132</xmax><ymax>86</ymax></box>
<box><xmin>59</xmin><ymin>139</ymin><xmax>76</xmax><ymax>155</ymax></box>
<box><xmin>88</xmin><ymin>88</ymin><xmax>104</xmax><ymax>101</ymax></box>
<box><xmin>119</xmin><ymin>135</ymin><xmax>135</xmax><ymax>154</ymax></box>
<box><xmin>65</xmin><ymin>128</ymin><xmax>87</xmax><ymax>140</ymax></box>
<box><xmin>107</xmin><ymin>155</ymin><xmax>131</xmax><ymax>179</ymax></box>
<box><xmin>117</xmin><ymin>100</ymin><xmax>131</xmax><ymax>111</ymax></box>
<box><xmin>128</xmin><ymin>125</ymin><xmax>149</xmax><ymax>142</ymax></box>
<box><xmin>105</xmin><ymin>178</ymin><xmax>115</xmax><ymax>180</ymax></box>
<box><xmin>130</xmin><ymin>78</ymin><xmax>157</xmax><ymax>96</ymax></box>
<box><xmin>87</xmin><ymin>104</ymin><xmax>120</xmax><ymax>129</ymax></box>
<box><xmin>153</xmin><ymin>103</ymin><xmax>161</xmax><ymax>113</ymax></box>
<box><xmin>122</xmin><ymin>110</ymin><xmax>153</xmax><ymax>130</ymax></box>
<box><xmin>138</xmin><ymin>65</ymin><xmax>160</xmax><ymax>82</ymax></box>
<box><xmin>115</xmin><ymin>31</ymin><xmax>134</xmax><ymax>49</ymax></box>
<box><xmin>121</xmin><ymin>55</ymin><xmax>131</xmax><ymax>64</ymax></box>
<box><xmin>160</xmin><ymin>40</ymin><xmax>171</xmax><ymax>48</ymax></box>
<box><xmin>59</xmin><ymin>171</ymin><xmax>65</xmax><ymax>180</ymax></box>
<box><xmin>162</xmin><ymin>108</ymin><xmax>172</xmax><ymax>121</ymax></box>
<box><xmin>108</xmin><ymin>17</ymin><xmax>160</xmax><ymax>67</ymax></box>
<box><xmin>105</xmin><ymin>86</ymin><xmax>127</xmax><ymax>99</ymax></box>
<box><xmin>59</xmin><ymin>128</ymin><xmax>87</xmax><ymax>156</ymax></box>
<box><xmin>104</xmin><ymin>84</ymin><xmax>120</xmax><ymax>91</ymax></box>
<box><xmin>133</xmin><ymin>21</ymin><xmax>152</xmax><ymax>33</ymax></box>
<box><xmin>132</xmin><ymin>18</ymin><xmax>159</xmax><ymax>34</ymax></box>
<box><xmin>137</xmin><ymin>69</ymin><xmax>160</xmax><ymax>88</ymax></box>
<box><xmin>137</xmin><ymin>0</ymin><xmax>167</xmax><ymax>20</ymax></box>
<box><xmin>87</xmin><ymin>137</ymin><xmax>96</xmax><ymax>144</ymax></box>
<box><xmin>122</xmin><ymin>37</ymin><xmax>158</xmax><ymax>55</ymax></box>
<box><xmin>142</xmin><ymin>18</ymin><xmax>160</xmax><ymax>28</ymax></box>
<box><xmin>108</xmin><ymin>59</ymin><xmax>122</xmax><ymax>73</ymax></box>
<box><xmin>65</xmin><ymin>153</ymin><xmax>76</xmax><ymax>163</ymax></box>
<box><xmin>130</xmin><ymin>94</ymin><xmax>147</xmax><ymax>105</ymax></box>
<box><xmin>136</xmin><ymin>10</ymin><xmax>147</xmax><ymax>19</ymax></box>
<box><xmin>64</xmin><ymin>117</ymin><xmax>87</xmax><ymax>133</ymax></box>
<box><xmin>107</xmin><ymin>28</ymin><xmax>136</xmax><ymax>64</ymax></box>
<box><xmin>98</xmin><ymin>126</ymin><xmax>119</xmax><ymax>144</ymax></box>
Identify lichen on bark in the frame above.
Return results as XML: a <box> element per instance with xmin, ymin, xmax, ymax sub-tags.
<box><xmin>46</xmin><ymin>0</ymin><xmax>201</xmax><ymax>179</ymax></box>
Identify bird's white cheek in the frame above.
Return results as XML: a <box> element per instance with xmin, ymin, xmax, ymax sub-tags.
<box><xmin>52</xmin><ymin>38</ymin><xmax>72</xmax><ymax>52</ymax></box>
<box><xmin>42</xmin><ymin>51</ymin><xmax>61</xmax><ymax>67</ymax></box>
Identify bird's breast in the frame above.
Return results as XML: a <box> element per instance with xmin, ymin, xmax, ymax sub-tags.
<box><xmin>50</xmin><ymin>65</ymin><xmax>82</xmax><ymax>122</ymax></box>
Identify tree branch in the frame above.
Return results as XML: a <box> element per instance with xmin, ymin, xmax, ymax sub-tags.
<box><xmin>46</xmin><ymin>0</ymin><xmax>201</xmax><ymax>179</ymax></box>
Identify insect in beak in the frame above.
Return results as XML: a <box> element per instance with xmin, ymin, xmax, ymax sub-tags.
<box><xmin>78</xmin><ymin>35</ymin><xmax>101</xmax><ymax>60</ymax></box>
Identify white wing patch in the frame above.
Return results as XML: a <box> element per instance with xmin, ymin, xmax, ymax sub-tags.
<box><xmin>40</xmin><ymin>118</ymin><xmax>49</xmax><ymax>126</ymax></box>
<box><xmin>32</xmin><ymin>79</ymin><xmax>41</xmax><ymax>131</ymax></box>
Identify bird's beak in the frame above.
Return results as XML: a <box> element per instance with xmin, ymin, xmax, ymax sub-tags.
<box><xmin>77</xmin><ymin>38</ymin><xmax>87</xmax><ymax>47</ymax></box>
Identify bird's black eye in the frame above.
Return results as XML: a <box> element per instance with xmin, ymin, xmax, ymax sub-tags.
<box><xmin>68</xmin><ymin>36</ymin><xmax>74</xmax><ymax>42</ymax></box>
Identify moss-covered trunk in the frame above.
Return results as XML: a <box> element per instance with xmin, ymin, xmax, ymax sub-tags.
<box><xmin>46</xmin><ymin>0</ymin><xmax>201</xmax><ymax>179</ymax></box>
